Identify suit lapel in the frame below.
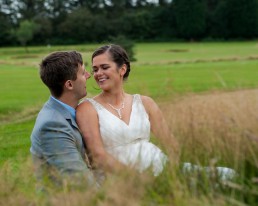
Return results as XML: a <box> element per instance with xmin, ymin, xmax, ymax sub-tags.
<box><xmin>68</xmin><ymin>116</ymin><xmax>79</xmax><ymax>130</ymax></box>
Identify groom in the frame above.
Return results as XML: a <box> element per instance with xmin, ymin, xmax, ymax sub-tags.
<box><xmin>30</xmin><ymin>51</ymin><xmax>94</xmax><ymax>187</ymax></box>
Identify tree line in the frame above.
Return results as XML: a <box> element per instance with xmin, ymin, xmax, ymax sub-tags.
<box><xmin>1</xmin><ymin>0</ymin><xmax>258</xmax><ymax>46</ymax></box>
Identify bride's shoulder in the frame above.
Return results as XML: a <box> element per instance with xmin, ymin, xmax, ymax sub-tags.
<box><xmin>78</xmin><ymin>98</ymin><xmax>91</xmax><ymax>106</ymax></box>
<box><xmin>138</xmin><ymin>95</ymin><xmax>157</xmax><ymax>110</ymax></box>
<box><xmin>77</xmin><ymin>97</ymin><xmax>97</xmax><ymax>111</ymax></box>
<box><xmin>139</xmin><ymin>95</ymin><xmax>155</xmax><ymax>104</ymax></box>
<box><xmin>79</xmin><ymin>94</ymin><xmax>99</xmax><ymax>105</ymax></box>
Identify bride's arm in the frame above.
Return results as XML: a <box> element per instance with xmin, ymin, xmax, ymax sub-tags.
<box><xmin>141</xmin><ymin>95</ymin><xmax>179</xmax><ymax>163</ymax></box>
<box><xmin>76</xmin><ymin>101</ymin><xmax>127</xmax><ymax>173</ymax></box>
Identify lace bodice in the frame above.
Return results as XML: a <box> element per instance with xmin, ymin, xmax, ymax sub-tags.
<box><xmin>87</xmin><ymin>94</ymin><xmax>167</xmax><ymax>176</ymax></box>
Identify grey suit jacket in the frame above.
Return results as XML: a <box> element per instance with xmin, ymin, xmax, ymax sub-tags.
<box><xmin>30</xmin><ymin>97</ymin><xmax>94</xmax><ymax>185</ymax></box>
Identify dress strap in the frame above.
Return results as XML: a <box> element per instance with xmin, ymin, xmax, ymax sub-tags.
<box><xmin>133</xmin><ymin>94</ymin><xmax>149</xmax><ymax>119</ymax></box>
<box><xmin>87</xmin><ymin>98</ymin><xmax>103</xmax><ymax>111</ymax></box>
<box><xmin>134</xmin><ymin>94</ymin><xmax>145</xmax><ymax>107</ymax></box>
<box><xmin>133</xmin><ymin>94</ymin><xmax>141</xmax><ymax>102</ymax></box>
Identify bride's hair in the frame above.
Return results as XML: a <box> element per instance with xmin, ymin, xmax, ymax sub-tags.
<box><xmin>92</xmin><ymin>44</ymin><xmax>131</xmax><ymax>80</ymax></box>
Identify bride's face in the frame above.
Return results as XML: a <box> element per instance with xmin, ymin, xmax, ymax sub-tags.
<box><xmin>92</xmin><ymin>52</ymin><xmax>124</xmax><ymax>91</ymax></box>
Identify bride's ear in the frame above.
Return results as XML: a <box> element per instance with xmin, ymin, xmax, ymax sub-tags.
<box><xmin>120</xmin><ymin>64</ymin><xmax>127</xmax><ymax>77</ymax></box>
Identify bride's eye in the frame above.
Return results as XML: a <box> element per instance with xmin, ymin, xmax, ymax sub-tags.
<box><xmin>91</xmin><ymin>68</ymin><xmax>98</xmax><ymax>74</ymax></box>
<box><xmin>102</xmin><ymin>66</ymin><xmax>109</xmax><ymax>70</ymax></box>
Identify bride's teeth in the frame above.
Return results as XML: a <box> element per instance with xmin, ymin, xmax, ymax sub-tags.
<box><xmin>99</xmin><ymin>78</ymin><xmax>106</xmax><ymax>82</ymax></box>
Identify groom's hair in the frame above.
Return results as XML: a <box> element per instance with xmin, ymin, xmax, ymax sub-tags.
<box><xmin>39</xmin><ymin>51</ymin><xmax>83</xmax><ymax>97</ymax></box>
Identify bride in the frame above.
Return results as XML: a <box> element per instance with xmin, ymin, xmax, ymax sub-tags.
<box><xmin>76</xmin><ymin>44</ymin><xmax>235</xmax><ymax>181</ymax></box>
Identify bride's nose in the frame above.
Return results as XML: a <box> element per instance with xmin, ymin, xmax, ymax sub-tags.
<box><xmin>95</xmin><ymin>68</ymin><xmax>104</xmax><ymax>76</ymax></box>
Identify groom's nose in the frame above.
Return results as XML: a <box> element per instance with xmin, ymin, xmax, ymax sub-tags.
<box><xmin>85</xmin><ymin>71</ymin><xmax>91</xmax><ymax>79</ymax></box>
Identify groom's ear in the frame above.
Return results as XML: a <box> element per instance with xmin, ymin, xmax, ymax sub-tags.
<box><xmin>64</xmin><ymin>80</ymin><xmax>73</xmax><ymax>90</ymax></box>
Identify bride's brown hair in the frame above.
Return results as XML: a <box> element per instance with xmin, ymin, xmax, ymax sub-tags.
<box><xmin>92</xmin><ymin>44</ymin><xmax>131</xmax><ymax>80</ymax></box>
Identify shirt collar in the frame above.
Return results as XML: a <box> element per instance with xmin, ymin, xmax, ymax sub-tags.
<box><xmin>51</xmin><ymin>96</ymin><xmax>76</xmax><ymax>120</ymax></box>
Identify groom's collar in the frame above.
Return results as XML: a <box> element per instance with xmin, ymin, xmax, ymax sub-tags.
<box><xmin>50</xmin><ymin>96</ymin><xmax>76</xmax><ymax>120</ymax></box>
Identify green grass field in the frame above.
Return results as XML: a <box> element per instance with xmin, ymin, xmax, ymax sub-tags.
<box><xmin>0</xmin><ymin>41</ymin><xmax>257</xmax><ymax>205</ymax></box>
<box><xmin>1</xmin><ymin>41</ymin><xmax>258</xmax><ymax>117</ymax></box>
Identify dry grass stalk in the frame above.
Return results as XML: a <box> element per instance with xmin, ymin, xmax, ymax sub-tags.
<box><xmin>160</xmin><ymin>89</ymin><xmax>258</xmax><ymax>167</ymax></box>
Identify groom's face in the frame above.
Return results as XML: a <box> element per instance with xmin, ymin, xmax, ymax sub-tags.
<box><xmin>72</xmin><ymin>64</ymin><xmax>91</xmax><ymax>100</ymax></box>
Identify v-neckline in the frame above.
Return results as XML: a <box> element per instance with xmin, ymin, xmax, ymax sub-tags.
<box><xmin>91</xmin><ymin>95</ymin><xmax>136</xmax><ymax>126</ymax></box>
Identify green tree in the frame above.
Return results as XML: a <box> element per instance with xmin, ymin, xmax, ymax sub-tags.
<box><xmin>0</xmin><ymin>0</ymin><xmax>19</xmax><ymax>24</ymax></box>
<box><xmin>18</xmin><ymin>0</ymin><xmax>45</xmax><ymax>20</ymax></box>
<box><xmin>121</xmin><ymin>10</ymin><xmax>155</xmax><ymax>40</ymax></box>
<box><xmin>212</xmin><ymin>0</ymin><xmax>258</xmax><ymax>39</ymax></box>
<box><xmin>158</xmin><ymin>0</ymin><xmax>169</xmax><ymax>6</ymax></box>
<box><xmin>58</xmin><ymin>7</ymin><xmax>111</xmax><ymax>43</ymax></box>
<box><xmin>71</xmin><ymin>0</ymin><xmax>107</xmax><ymax>11</ymax></box>
<box><xmin>174</xmin><ymin>0</ymin><xmax>206</xmax><ymax>40</ymax></box>
<box><xmin>135</xmin><ymin>0</ymin><xmax>149</xmax><ymax>7</ymax></box>
<box><xmin>15</xmin><ymin>20</ymin><xmax>39</xmax><ymax>52</ymax></box>
<box><xmin>0</xmin><ymin>12</ymin><xmax>14</xmax><ymax>46</ymax></box>
<box><xmin>151</xmin><ymin>5</ymin><xmax>177</xmax><ymax>40</ymax></box>
<box><xmin>212</xmin><ymin>0</ymin><xmax>229</xmax><ymax>38</ymax></box>
<box><xmin>109</xmin><ymin>35</ymin><xmax>136</xmax><ymax>62</ymax></box>
<box><xmin>33</xmin><ymin>16</ymin><xmax>53</xmax><ymax>45</ymax></box>
<box><xmin>226</xmin><ymin>0</ymin><xmax>258</xmax><ymax>38</ymax></box>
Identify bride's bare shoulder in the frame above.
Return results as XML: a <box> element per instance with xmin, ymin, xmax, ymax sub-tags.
<box><xmin>77</xmin><ymin>98</ymin><xmax>97</xmax><ymax>113</ymax></box>
<box><xmin>140</xmin><ymin>95</ymin><xmax>156</xmax><ymax>105</ymax></box>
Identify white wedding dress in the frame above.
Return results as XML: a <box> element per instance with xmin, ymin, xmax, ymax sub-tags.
<box><xmin>87</xmin><ymin>94</ymin><xmax>167</xmax><ymax>176</ymax></box>
<box><xmin>87</xmin><ymin>94</ymin><xmax>236</xmax><ymax>180</ymax></box>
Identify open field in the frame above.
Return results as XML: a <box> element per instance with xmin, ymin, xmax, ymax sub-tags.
<box><xmin>0</xmin><ymin>42</ymin><xmax>258</xmax><ymax>205</ymax></box>
<box><xmin>1</xmin><ymin>41</ymin><xmax>258</xmax><ymax>117</ymax></box>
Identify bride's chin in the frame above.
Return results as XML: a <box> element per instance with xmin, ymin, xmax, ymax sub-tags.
<box><xmin>102</xmin><ymin>88</ymin><xmax>110</xmax><ymax>92</ymax></box>
<box><xmin>99</xmin><ymin>85</ymin><xmax>109</xmax><ymax>91</ymax></box>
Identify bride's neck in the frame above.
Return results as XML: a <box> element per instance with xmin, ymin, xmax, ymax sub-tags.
<box><xmin>101</xmin><ymin>90</ymin><xmax>125</xmax><ymax>105</ymax></box>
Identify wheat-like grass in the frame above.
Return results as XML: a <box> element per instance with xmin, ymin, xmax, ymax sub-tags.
<box><xmin>161</xmin><ymin>89</ymin><xmax>258</xmax><ymax>166</ymax></box>
<box><xmin>0</xmin><ymin>89</ymin><xmax>257</xmax><ymax>205</ymax></box>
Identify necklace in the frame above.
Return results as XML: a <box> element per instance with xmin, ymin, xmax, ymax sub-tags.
<box><xmin>107</xmin><ymin>99</ymin><xmax>125</xmax><ymax>119</ymax></box>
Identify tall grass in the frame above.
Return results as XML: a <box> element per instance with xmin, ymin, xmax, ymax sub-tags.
<box><xmin>0</xmin><ymin>42</ymin><xmax>258</xmax><ymax>205</ymax></box>
<box><xmin>0</xmin><ymin>89</ymin><xmax>257</xmax><ymax>205</ymax></box>
<box><xmin>162</xmin><ymin>89</ymin><xmax>258</xmax><ymax>205</ymax></box>
<box><xmin>164</xmin><ymin>89</ymin><xmax>258</xmax><ymax>162</ymax></box>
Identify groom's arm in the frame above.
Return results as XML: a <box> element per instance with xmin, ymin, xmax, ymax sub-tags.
<box><xmin>39</xmin><ymin>120</ymin><xmax>94</xmax><ymax>184</ymax></box>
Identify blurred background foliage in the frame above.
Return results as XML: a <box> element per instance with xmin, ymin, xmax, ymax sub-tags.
<box><xmin>1</xmin><ymin>0</ymin><xmax>258</xmax><ymax>47</ymax></box>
